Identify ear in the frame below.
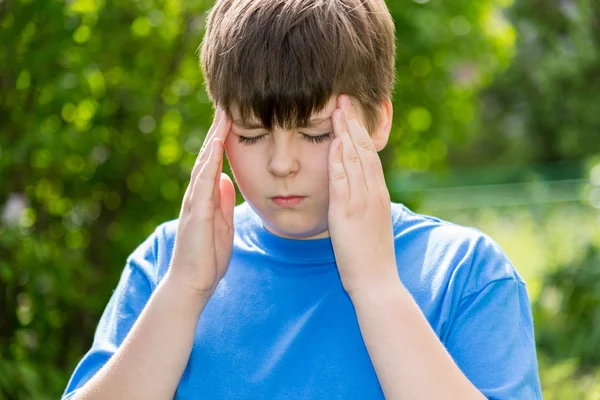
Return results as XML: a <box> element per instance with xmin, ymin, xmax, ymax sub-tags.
<box><xmin>371</xmin><ymin>97</ymin><xmax>393</xmax><ymax>152</ymax></box>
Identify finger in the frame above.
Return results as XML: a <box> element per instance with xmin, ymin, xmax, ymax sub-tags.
<box><xmin>198</xmin><ymin>107</ymin><xmax>223</xmax><ymax>158</ymax></box>
<box><xmin>197</xmin><ymin>108</ymin><xmax>231</xmax><ymax>178</ymax></box>
<box><xmin>328</xmin><ymin>138</ymin><xmax>349</xmax><ymax>201</ymax></box>
<box><xmin>183</xmin><ymin>110</ymin><xmax>226</xmax><ymax>202</ymax></box>
<box><xmin>219</xmin><ymin>173</ymin><xmax>236</xmax><ymax>229</ymax></box>
<box><xmin>191</xmin><ymin>138</ymin><xmax>224</xmax><ymax>211</ymax></box>
<box><xmin>213</xmin><ymin>148</ymin><xmax>229</xmax><ymax>206</ymax></box>
<box><xmin>339</xmin><ymin>95</ymin><xmax>383</xmax><ymax>191</ymax></box>
<box><xmin>214</xmin><ymin>108</ymin><xmax>232</xmax><ymax>143</ymax></box>
<box><xmin>182</xmin><ymin>109</ymin><xmax>223</xmax><ymax>206</ymax></box>
<box><xmin>332</xmin><ymin>107</ymin><xmax>367</xmax><ymax>199</ymax></box>
<box><xmin>212</xmin><ymin>156</ymin><xmax>222</xmax><ymax>209</ymax></box>
<box><xmin>211</xmin><ymin>143</ymin><xmax>229</xmax><ymax>209</ymax></box>
<box><xmin>194</xmin><ymin>108</ymin><xmax>225</xmax><ymax>172</ymax></box>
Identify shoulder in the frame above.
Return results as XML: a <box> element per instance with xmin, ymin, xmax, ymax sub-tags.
<box><xmin>390</xmin><ymin>202</ymin><xmax>524</xmax><ymax>297</ymax></box>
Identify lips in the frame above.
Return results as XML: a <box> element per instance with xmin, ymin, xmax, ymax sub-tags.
<box><xmin>271</xmin><ymin>196</ymin><xmax>305</xmax><ymax>207</ymax></box>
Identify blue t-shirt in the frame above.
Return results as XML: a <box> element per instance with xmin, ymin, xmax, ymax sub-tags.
<box><xmin>62</xmin><ymin>202</ymin><xmax>542</xmax><ymax>399</ymax></box>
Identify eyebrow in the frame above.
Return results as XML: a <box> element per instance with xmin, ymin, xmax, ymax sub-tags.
<box><xmin>233</xmin><ymin>117</ymin><xmax>331</xmax><ymax>130</ymax></box>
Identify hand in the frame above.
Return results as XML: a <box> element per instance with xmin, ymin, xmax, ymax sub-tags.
<box><xmin>167</xmin><ymin>108</ymin><xmax>236</xmax><ymax>299</ymax></box>
<box><xmin>328</xmin><ymin>95</ymin><xmax>398</xmax><ymax>296</ymax></box>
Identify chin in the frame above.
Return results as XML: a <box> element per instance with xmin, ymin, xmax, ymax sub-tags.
<box><xmin>265</xmin><ymin>215</ymin><xmax>329</xmax><ymax>239</ymax></box>
<box><xmin>245</xmin><ymin>200</ymin><xmax>330</xmax><ymax>239</ymax></box>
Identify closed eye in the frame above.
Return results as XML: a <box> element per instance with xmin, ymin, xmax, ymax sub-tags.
<box><xmin>237</xmin><ymin>134</ymin><xmax>267</xmax><ymax>145</ymax></box>
<box><xmin>236</xmin><ymin>132</ymin><xmax>334</xmax><ymax>146</ymax></box>
<box><xmin>302</xmin><ymin>132</ymin><xmax>334</xmax><ymax>144</ymax></box>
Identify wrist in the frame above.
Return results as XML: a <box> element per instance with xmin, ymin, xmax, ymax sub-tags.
<box><xmin>344</xmin><ymin>265</ymin><xmax>403</xmax><ymax>301</ymax></box>
<box><xmin>163</xmin><ymin>269</ymin><xmax>216</xmax><ymax>303</ymax></box>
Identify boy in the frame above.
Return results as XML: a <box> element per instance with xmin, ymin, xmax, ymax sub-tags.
<box><xmin>62</xmin><ymin>0</ymin><xmax>542</xmax><ymax>399</ymax></box>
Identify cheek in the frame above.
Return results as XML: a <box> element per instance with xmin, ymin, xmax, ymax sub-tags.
<box><xmin>310</xmin><ymin>144</ymin><xmax>332</xmax><ymax>172</ymax></box>
<box><xmin>224</xmin><ymin>138</ymin><xmax>247</xmax><ymax>170</ymax></box>
<box><xmin>223</xmin><ymin>137</ymin><xmax>236</xmax><ymax>163</ymax></box>
<box><xmin>300</xmin><ymin>145</ymin><xmax>332</xmax><ymax>190</ymax></box>
<box><xmin>224</xmin><ymin>139</ymin><xmax>260</xmax><ymax>190</ymax></box>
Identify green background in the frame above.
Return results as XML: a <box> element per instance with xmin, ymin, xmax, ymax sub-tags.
<box><xmin>1</xmin><ymin>0</ymin><xmax>599</xmax><ymax>398</ymax></box>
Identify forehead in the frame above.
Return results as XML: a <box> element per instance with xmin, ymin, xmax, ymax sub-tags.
<box><xmin>229</xmin><ymin>96</ymin><xmax>338</xmax><ymax>124</ymax></box>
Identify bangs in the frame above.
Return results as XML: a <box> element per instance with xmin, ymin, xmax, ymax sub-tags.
<box><xmin>227</xmin><ymin>82</ymin><xmax>332</xmax><ymax>132</ymax></box>
<box><xmin>201</xmin><ymin>0</ymin><xmax>396</xmax><ymax>133</ymax></box>
<box><xmin>212</xmin><ymin>2</ymin><xmax>347</xmax><ymax>130</ymax></box>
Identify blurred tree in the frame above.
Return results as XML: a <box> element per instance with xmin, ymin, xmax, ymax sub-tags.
<box><xmin>0</xmin><ymin>0</ymin><xmax>512</xmax><ymax>398</ymax></box>
<box><xmin>534</xmin><ymin>244</ymin><xmax>600</xmax><ymax>370</ymax></box>
<box><xmin>384</xmin><ymin>0</ymin><xmax>517</xmax><ymax>200</ymax></box>
<box><xmin>533</xmin><ymin>161</ymin><xmax>600</xmax><ymax>374</ymax></box>
<box><xmin>450</xmin><ymin>0</ymin><xmax>600</xmax><ymax>167</ymax></box>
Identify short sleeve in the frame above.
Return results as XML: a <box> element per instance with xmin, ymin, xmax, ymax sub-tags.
<box><xmin>444</xmin><ymin>242</ymin><xmax>543</xmax><ymax>399</ymax></box>
<box><xmin>61</xmin><ymin>230</ymin><xmax>159</xmax><ymax>400</ymax></box>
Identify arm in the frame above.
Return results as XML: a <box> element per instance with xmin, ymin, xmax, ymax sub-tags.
<box><xmin>72</xmin><ymin>274</ymin><xmax>210</xmax><ymax>400</ymax></box>
<box><xmin>350</xmin><ymin>269</ymin><xmax>542</xmax><ymax>399</ymax></box>
<box><xmin>349</xmin><ymin>276</ymin><xmax>484</xmax><ymax>400</ymax></box>
<box><xmin>65</xmin><ymin>108</ymin><xmax>236</xmax><ymax>400</ymax></box>
<box><xmin>328</xmin><ymin>96</ymin><xmax>539</xmax><ymax>399</ymax></box>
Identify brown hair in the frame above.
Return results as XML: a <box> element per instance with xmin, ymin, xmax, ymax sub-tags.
<box><xmin>199</xmin><ymin>0</ymin><xmax>396</xmax><ymax>134</ymax></box>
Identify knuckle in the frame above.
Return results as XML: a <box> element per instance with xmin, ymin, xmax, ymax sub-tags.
<box><xmin>198</xmin><ymin>168</ymin><xmax>212</xmax><ymax>181</ymax></box>
<box><xmin>198</xmin><ymin>163</ymin><xmax>217</xmax><ymax>180</ymax></box>
<box><xmin>358</xmin><ymin>139</ymin><xmax>376</xmax><ymax>152</ymax></box>
<box><xmin>191</xmin><ymin>160</ymin><xmax>205</xmax><ymax>178</ymax></box>
<box><xmin>181</xmin><ymin>198</ymin><xmax>192</xmax><ymax>214</ymax></box>
<box><xmin>346</xmin><ymin>152</ymin><xmax>360</xmax><ymax>164</ymax></box>
<box><xmin>206</xmin><ymin>152</ymin><xmax>217</xmax><ymax>163</ymax></box>
<box><xmin>194</xmin><ymin>150</ymin><xmax>207</xmax><ymax>166</ymax></box>
<box><xmin>332</xmin><ymin>155</ymin><xmax>344</xmax><ymax>164</ymax></box>
<box><xmin>333</xmin><ymin>172</ymin><xmax>347</xmax><ymax>182</ymax></box>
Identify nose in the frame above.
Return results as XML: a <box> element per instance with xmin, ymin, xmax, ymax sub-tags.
<box><xmin>267</xmin><ymin>137</ymin><xmax>299</xmax><ymax>178</ymax></box>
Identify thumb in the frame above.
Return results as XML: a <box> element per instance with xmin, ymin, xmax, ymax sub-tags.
<box><xmin>219</xmin><ymin>173</ymin><xmax>236</xmax><ymax>228</ymax></box>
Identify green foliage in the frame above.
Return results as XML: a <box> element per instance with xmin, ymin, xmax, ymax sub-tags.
<box><xmin>531</xmin><ymin>161</ymin><xmax>600</xmax><ymax>373</ymax></box>
<box><xmin>384</xmin><ymin>0</ymin><xmax>515</xmax><ymax>173</ymax></box>
<box><xmin>453</xmin><ymin>0</ymin><xmax>600</xmax><ymax>166</ymax></box>
<box><xmin>1</xmin><ymin>0</ymin><xmax>217</xmax><ymax>398</ymax></box>
<box><xmin>0</xmin><ymin>0</ymin><xmax>566</xmax><ymax>398</ymax></box>
<box><xmin>538</xmin><ymin>353</ymin><xmax>600</xmax><ymax>400</ymax></box>
<box><xmin>534</xmin><ymin>244</ymin><xmax>600</xmax><ymax>370</ymax></box>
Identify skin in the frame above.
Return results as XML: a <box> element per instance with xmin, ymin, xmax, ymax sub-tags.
<box><xmin>326</xmin><ymin>96</ymin><xmax>485</xmax><ymax>399</ymax></box>
<box><xmin>72</xmin><ymin>110</ymin><xmax>236</xmax><ymax>400</ymax></box>
<box><xmin>72</xmin><ymin>95</ymin><xmax>485</xmax><ymax>400</ymax></box>
<box><xmin>224</xmin><ymin>95</ymin><xmax>390</xmax><ymax>240</ymax></box>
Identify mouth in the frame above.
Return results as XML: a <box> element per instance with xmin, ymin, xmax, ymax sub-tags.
<box><xmin>270</xmin><ymin>196</ymin><xmax>306</xmax><ymax>207</ymax></box>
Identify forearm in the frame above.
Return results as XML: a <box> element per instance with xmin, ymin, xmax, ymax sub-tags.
<box><xmin>73</xmin><ymin>271</ymin><xmax>209</xmax><ymax>400</ymax></box>
<box><xmin>350</xmin><ymin>275</ymin><xmax>485</xmax><ymax>400</ymax></box>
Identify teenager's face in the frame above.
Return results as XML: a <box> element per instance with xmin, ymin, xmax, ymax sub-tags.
<box><xmin>224</xmin><ymin>97</ymin><xmax>368</xmax><ymax>240</ymax></box>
